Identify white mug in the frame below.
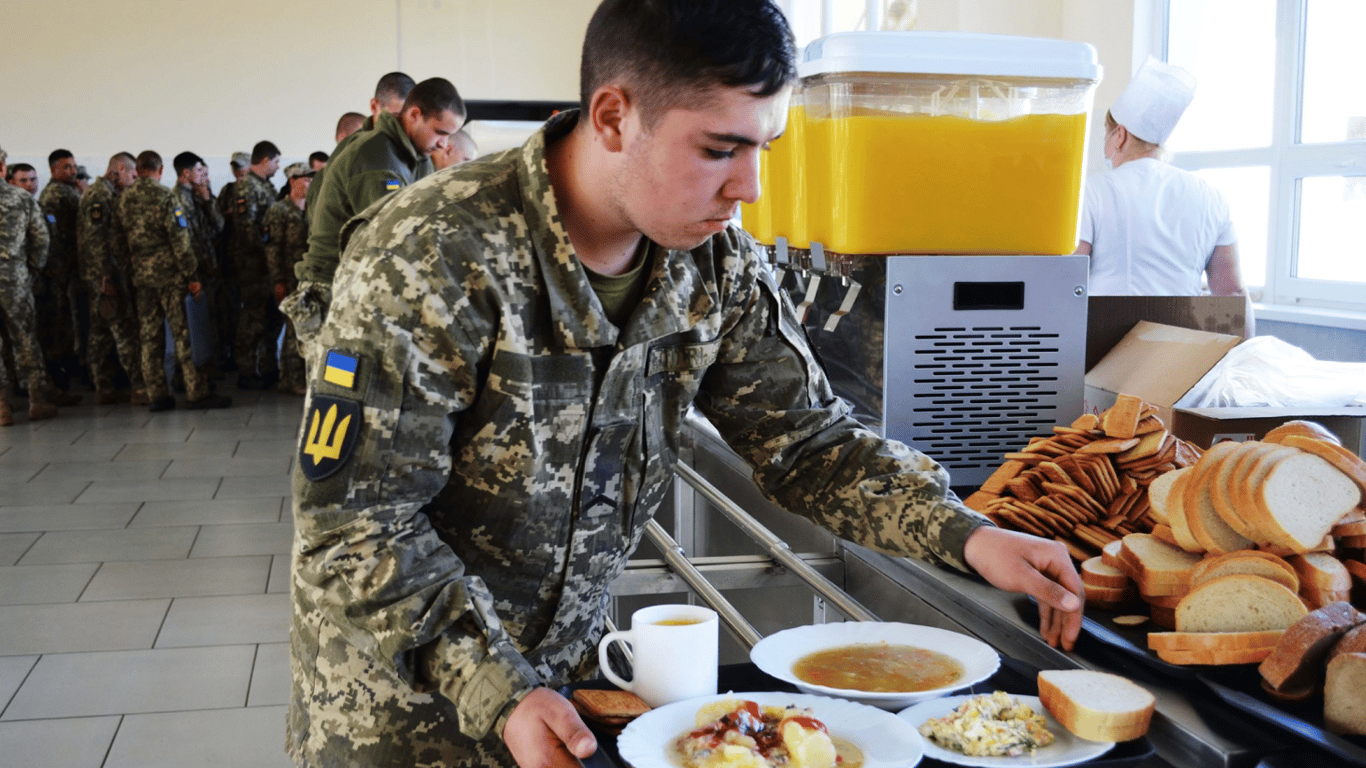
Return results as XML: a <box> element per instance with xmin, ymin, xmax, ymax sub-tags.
<box><xmin>598</xmin><ymin>604</ymin><xmax>718</xmax><ymax>707</ymax></box>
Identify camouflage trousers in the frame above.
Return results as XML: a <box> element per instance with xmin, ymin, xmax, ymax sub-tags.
<box><xmin>0</xmin><ymin>274</ymin><xmax>53</xmax><ymax>394</ymax></box>
<box><xmin>136</xmin><ymin>285</ymin><xmax>208</xmax><ymax>401</ymax></box>
<box><xmin>235</xmin><ymin>281</ymin><xmax>278</xmax><ymax>378</ymax></box>
<box><xmin>279</xmin><ymin>280</ymin><xmax>331</xmax><ymax>380</ymax></box>
<box><xmin>34</xmin><ymin>270</ymin><xmax>79</xmax><ymax>363</ymax></box>
<box><xmin>277</xmin><ymin>315</ymin><xmax>305</xmax><ymax>392</ymax></box>
<box><xmin>86</xmin><ymin>279</ymin><xmax>144</xmax><ymax>394</ymax></box>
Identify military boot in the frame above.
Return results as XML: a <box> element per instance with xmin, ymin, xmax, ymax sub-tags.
<box><xmin>28</xmin><ymin>389</ymin><xmax>57</xmax><ymax>421</ymax></box>
<box><xmin>0</xmin><ymin>392</ymin><xmax>13</xmax><ymax>426</ymax></box>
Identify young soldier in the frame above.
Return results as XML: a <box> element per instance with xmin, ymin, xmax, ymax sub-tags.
<box><xmin>287</xmin><ymin>2</ymin><xmax>1083</xmax><ymax>767</ymax></box>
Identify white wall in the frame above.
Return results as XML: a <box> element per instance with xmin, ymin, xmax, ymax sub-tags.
<box><xmin>0</xmin><ymin>0</ymin><xmax>597</xmax><ymax>192</ymax></box>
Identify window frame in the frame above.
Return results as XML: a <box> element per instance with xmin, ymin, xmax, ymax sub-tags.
<box><xmin>1161</xmin><ymin>0</ymin><xmax>1366</xmax><ymax>311</ymax></box>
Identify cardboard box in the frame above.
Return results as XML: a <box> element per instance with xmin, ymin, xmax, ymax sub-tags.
<box><xmin>1171</xmin><ymin>407</ymin><xmax>1366</xmax><ymax>456</ymax></box>
<box><xmin>1086</xmin><ymin>295</ymin><xmax>1246</xmax><ymax>372</ymax></box>
<box><xmin>1084</xmin><ymin>320</ymin><xmax>1243</xmax><ymax>426</ymax></box>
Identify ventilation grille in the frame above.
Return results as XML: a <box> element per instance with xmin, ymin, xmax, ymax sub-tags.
<box><xmin>905</xmin><ymin>326</ymin><xmax>1066</xmax><ymax>472</ymax></box>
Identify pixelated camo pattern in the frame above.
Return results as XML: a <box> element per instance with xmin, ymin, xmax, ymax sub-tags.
<box><xmin>287</xmin><ymin>111</ymin><xmax>990</xmax><ymax>767</ymax></box>
<box><xmin>115</xmin><ymin>178</ymin><xmax>196</xmax><ymax>289</ymax></box>
<box><xmin>0</xmin><ymin>182</ymin><xmax>49</xmax><ymax>277</ymax></box>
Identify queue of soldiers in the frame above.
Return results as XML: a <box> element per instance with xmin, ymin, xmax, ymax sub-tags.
<box><xmin>0</xmin><ymin>71</ymin><xmax>476</xmax><ymax>425</ymax></box>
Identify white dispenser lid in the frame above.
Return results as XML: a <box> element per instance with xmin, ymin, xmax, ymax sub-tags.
<box><xmin>799</xmin><ymin>31</ymin><xmax>1101</xmax><ymax>82</ymax></box>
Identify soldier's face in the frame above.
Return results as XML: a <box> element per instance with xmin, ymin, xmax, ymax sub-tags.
<box><xmin>51</xmin><ymin>157</ymin><xmax>78</xmax><ymax>184</ymax></box>
<box><xmin>10</xmin><ymin>170</ymin><xmax>38</xmax><ymax>195</ymax></box>
<box><xmin>406</xmin><ymin>108</ymin><xmax>464</xmax><ymax>157</ymax></box>
<box><xmin>193</xmin><ymin>163</ymin><xmax>210</xmax><ymax>185</ymax></box>
<box><xmin>613</xmin><ymin>85</ymin><xmax>788</xmax><ymax>250</ymax></box>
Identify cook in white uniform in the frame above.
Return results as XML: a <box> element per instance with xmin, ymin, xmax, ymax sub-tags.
<box><xmin>1075</xmin><ymin>59</ymin><xmax>1253</xmax><ymax>333</ymax></box>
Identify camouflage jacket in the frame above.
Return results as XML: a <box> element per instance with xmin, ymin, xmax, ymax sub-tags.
<box><xmin>38</xmin><ymin>180</ymin><xmax>80</xmax><ymax>276</ymax></box>
<box><xmin>174</xmin><ymin>182</ymin><xmax>223</xmax><ymax>277</ymax></box>
<box><xmin>264</xmin><ymin>198</ymin><xmax>307</xmax><ymax>288</ymax></box>
<box><xmin>232</xmin><ymin>171</ymin><xmax>275</xmax><ymax>271</ymax></box>
<box><xmin>288</xmin><ymin>111</ymin><xmax>991</xmax><ymax>767</ymax></box>
<box><xmin>76</xmin><ymin>177</ymin><xmax>125</xmax><ymax>284</ymax></box>
<box><xmin>0</xmin><ymin>182</ymin><xmax>49</xmax><ymax>280</ymax></box>
<box><xmin>114</xmin><ymin>177</ymin><xmax>196</xmax><ymax>289</ymax></box>
<box><xmin>294</xmin><ymin>109</ymin><xmax>428</xmax><ymax>287</ymax></box>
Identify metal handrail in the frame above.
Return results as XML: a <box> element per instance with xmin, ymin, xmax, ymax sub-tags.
<box><xmin>672</xmin><ymin>462</ymin><xmax>880</xmax><ymax>624</ymax></box>
<box><xmin>643</xmin><ymin>520</ymin><xmax>764</xmax><ymax>649</ymax></box>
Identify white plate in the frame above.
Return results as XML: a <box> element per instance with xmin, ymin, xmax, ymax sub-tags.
<box><xmin>617</xmin><ymin>690</ymin><xmax>925</xmax><ymax>768</ymax></box>
<box><xmin>749</xmin><ymin>622</ymin><xmax>1000</xmax><ymax>709</ymax></box>
<box><xmin>896</xmin><ymin>694</ymin><xmax>1114</xmax><ymax>768</ymax></box>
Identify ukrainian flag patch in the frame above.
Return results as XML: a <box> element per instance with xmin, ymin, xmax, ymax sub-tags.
<box><xmin>384</xmin><ymin>178</ymin><xmax>402</xmax><ymax>192</ymax></box>
<box><xmin>322</xmin><ymin>349</ymin><xmax>358</xmax><ymax>389</ymax></box>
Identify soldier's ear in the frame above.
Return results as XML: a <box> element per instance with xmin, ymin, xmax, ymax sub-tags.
<box><xmin>589</xmin><ymin>85</ymin><xmax>630</xmax><ymax>154</ymax></box>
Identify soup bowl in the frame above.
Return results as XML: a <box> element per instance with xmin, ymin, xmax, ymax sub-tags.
<box><xmin>749</xmin><ymin>621</ymin><xmax>1000</xmax><ymax>709</ymax></box>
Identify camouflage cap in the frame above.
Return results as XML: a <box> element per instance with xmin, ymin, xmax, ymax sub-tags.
<box><xmin>230</xmin><ymin>151</ymin><xmax>251</xmax><ymax>168</ymax></box>
<box><xmin>77</xmin><ymin>165</ymin><xmax>91</xmax><ymax>181</ymax></box>
<box><xmin>284</xmin><ymin>162</ymin><xmax>313</xmax><ymax>180</ymax></box>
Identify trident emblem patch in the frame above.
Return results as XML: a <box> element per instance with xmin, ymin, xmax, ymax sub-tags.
<box><xmin>299</xmin><ymin>396</ymin><xmax>361</xmax><ymax>481</ymax></box>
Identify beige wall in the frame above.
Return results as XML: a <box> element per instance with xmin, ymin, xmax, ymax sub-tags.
<box><xmin>2</xmin><ymin>0</ymin><xmax>1147</xmax><ymax>190</ymax></box>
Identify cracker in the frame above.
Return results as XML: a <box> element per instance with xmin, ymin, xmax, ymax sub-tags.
<box><xmin>1071</xmin><ymin>413</ymin><xmax>1100</xmax><ymax>430</ymax></box>
<box><xmin>980</xmin><ymin>459</ymin><xmax>1027</xmax><ymax>495</ymax></box>
<box><xmin>1101</xmin><ymin>394</ymin><xmax>1144</xmax><ymax>439</ymax></box>
<box><xmin>1077</xmin><ymin>437</ymin><xmax>1141</xmax><ymax>455</ymax></box>
<box><xmin>572</xmin><ymin>689</ymin><xmax>651</xmax><ymax>722</ymax></box>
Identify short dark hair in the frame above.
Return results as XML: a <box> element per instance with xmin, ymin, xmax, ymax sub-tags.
<box><xmin>251</xmin><ymin>141</ymin><xmax>281</xmax><ymax>164</ymax></box>
<box><xmin>336</xmin><ymin>111</ymin><xmax>365</xmax><ymax>137</ymax></box>
<box><xmin>173</xmin><ymin>152</ymin><xmax>205</xmax><ymax>175</ymax></box>
<box><xmin>309</xmin><ymin>150</ymin><xmax>330</xmax><ymax>165</ymax></box>
<box><xmin>48</xmin><ymin>149</ymin><xmax>74</xmax><ymax>167</ymax></box>
<box><xmin>375</xmin><ymin>72</ymin><xmax>417</xmax><ymax>104</ymax></box>
<box><xmin>579</xmin><ymin>0</ymin><xmax>796</xmax><ymax>123</ymax></box>
<box><xmin>135</xmin><ymin>150</ymin><xmax>162</xmax><ymax>173</ymax></box>
<box><xmin>403</xmin><ymin>77</ymin><xmax>466</xmax><ymax>120</ymax></box>
<box><xmin>7</xmin><ymin>162</ymin><xmax>36</xmax><ymax>180</ymax></box>
<box><xmin>111</xmin><ymin>152</ymin><xmax>136</xmax><ymax>166</ymax></box>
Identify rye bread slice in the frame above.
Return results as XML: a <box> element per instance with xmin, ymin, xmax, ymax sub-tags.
<box><xmin>1258</xmin><ymin>601</ymin><xmax>1366</xmax><ymax>691</ymax></box>
<box><xmin>1324</xmin><ymin>652</ymin><xmax>1366</xmax><ymax>736</ymax></box>
<box><xmin>1327</xmin><ymin>622</ymin><xmax>1366</xmax><ymax>665</ymax></box>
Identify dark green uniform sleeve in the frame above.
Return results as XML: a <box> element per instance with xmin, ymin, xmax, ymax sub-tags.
<box><xmin>25</xmin><ymin>197</ymin><xmax>50</xmax><ymax>274</ymax></box>
<box><xmin>344</xmin><ymin>169</ymin><xmax>407</xmax><ymax>217</ymax></box>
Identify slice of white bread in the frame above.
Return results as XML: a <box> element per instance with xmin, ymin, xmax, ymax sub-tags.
<box><xmin>1184</xmin><ymin>451</ymin><xmax>1256</xmax><ymax>555</ymax></box>
<box><xmin>1189</xmin><ymin>551</ymin><xmax>1299</xmax><ymax>594</ymax></box>
<box><xmin>1211</xmin><ymin>443</ymin><xmax>1284</xmax><ymax>542</ymax></box>
<box><xmin>1120</xmin><ymin>533</ymin><xmax>1202</xmax><ymax>593</ymax></box>
<box><xmin>1240</xmin><ymin>451</ymin><xmax>1361</xmax><ymax>553</ymax></box>
<box><xmin>1288</xmin><ymin>553</ymin><xmax>1352</xmax><ymax>591</ymax></box>
<box><xmin>1101</xmin><ymin>539</ymin><xmax>1125</xmax><ymax>570</ymax></box>
<box><xmin>1264</xmin><ymin>419</ymin><xmax>1342</xmax><ymax>446</ymax></box>
<box><xmin>1145</xmin><ymin>468</ymin><xmax>1182</xmax><ymax>527</ymax></box>
<box><xmin>1282</xmin><ymin>435</ymin><xmax>1366</xmax><ymax>500</ymax></box>
<box><xmin>1324</xmin><ymin>652</ymin><xmax>1366</xmax><ymax>736</ymax></box>
<box><xmin>1175</xmin><ymin>574</ymin><xmax>1308</xmax><ymax>633</ymax></box>
<box><xmin>1153</xmin><ymin>645</ymin><xmax>1277</xmax><ymax>665</ymax></box>
<box><xmin>1082</xmin><ymin>557</ymin><xmax>1131</xmax><ymax>589</ymax></box>
<box><xmin>1161</xmin><ymin>468</ymin><xmax>1204</xmax><ymax>553</ymax></box>
<box><xmin>1259</xmin><ymin>601</ymin><xmax>1365</xmax><ymax>690</ymax></box>
<box><xmin>1229</xmin><ymin>445</ymin><xmax>1303</xmax><ymax>548</ymax></box>
<box><xmin>1037</xmin><ymin>670</ymin><xmax>1155</xmax><ymax>742</ymax></box>
<box><xmin>1301</xmin><ymin>586</ymin><xmax>1353</xmax><ymax>612</ymax></box>
<box><xmin>1148</xmin><ymin>629</ymin><xmax>1285</xmax><ymax>651</ymax></box>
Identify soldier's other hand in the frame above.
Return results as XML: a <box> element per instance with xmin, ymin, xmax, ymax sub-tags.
<box><xmin>188</xmin><ymin>281</ymin><xmax>203</xmax><ymax>300</ymax></box>
<box><xmin>963</xmin><ymin>526</ymin><xmax>1083</xmax><ymax>651</ymax></box>
<box><xmin>503</xmin><ymin>687</ymin><xmax>597</xmax><ymax>768</ymax></box>
<box><xmin>274</xmin><ymin>282</ymin><xmax>288</xmax><ymax>304</ymax></box>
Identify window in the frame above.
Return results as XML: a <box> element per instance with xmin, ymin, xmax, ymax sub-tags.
<box><xmin>1163</xmin><ymin>0</ymin><xmax>1366</xmax><ymax>310</ymax></box>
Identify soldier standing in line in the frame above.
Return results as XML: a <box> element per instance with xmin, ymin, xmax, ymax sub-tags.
<box><xmin>265</xmin><ymin>163</ymin><xmax>311</xmax><ymax>396</ymax></box>
<box><xmin>231</xmin><ymin>141</ymin><xmax>281</xmax><ymax>390</ymax></box>
<box><xmin>172</xmin><ymin>152</ymin><xmax>225</xmax><ymax>382</ymax></box>
<box><xmin>213</xmin><ymin>151</ymin><xmax>250</xmax><ymax>372</ymax></box>
<box><xmin>282</xmin><ymin>78</ymin><xmax>463</xmax><ymax>359</ymax></box>
<box><xmin>114</xmin><ymin>150</ymin><xmax>231</xmax><ymax>412</ymax></box>
<box><xmin>6</xmin><ymin>163</ymin><xmax>39</xmax><ymax>194</ymax></box>
<box><xmin>37</xmin><ymin>149</ymin><xmax>86</xmax><ymax>398</ymax></box>
<box><xmin>77</xmin><ymin>152</ymin><xmax>147</xmax><ymax>405</ymax></box>
<box><xmin>0</xmin><ymin>148</ymin><xmax>61</xmax><ymax>425</ymax></box>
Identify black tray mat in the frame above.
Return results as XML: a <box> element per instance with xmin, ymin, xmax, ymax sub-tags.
<box><xmin>566</xmin><ymin>658</ymin><xmax>1154</xmax><ymax>768</ymax></box>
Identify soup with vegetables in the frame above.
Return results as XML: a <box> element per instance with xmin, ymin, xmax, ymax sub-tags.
<box><xmin>793</xmin><ymin>643</ymin><xmax>963</xmax><ymax>693</ymax></box>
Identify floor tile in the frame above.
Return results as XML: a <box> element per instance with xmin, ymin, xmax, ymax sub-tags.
<box><xmin>0</xmin><ymin>480</ymin><xmax>92</xmax><ymax>507</ymax></box>
<box><xmin>190</xmin><ymin>522</ymin><xmax>293</xmax><ymax>558</ymax></box>
<box><xmin>104</xmin><ymin>706</ymin><xmax>293</xmax><ymax>768</ymax></box>
<box><xmin>0</xmin><ymin>503</ymin><xmax>141</xmax><ymax>533</ymax></box>
<box><xmin>247</xmin><ymin>643</ymin><xmax>291</xmax><ymax>707</ymax></box>
<box><xmin>3</xmin><ymin>645</ymin><xmax>255</xmax><ymax>720</ymax></box>
<box><xmin>0</xmin><ymin>462</ymin><xmax>46</xmax><ymax>483</ymax></box>
<box><xmin>113</xmin><ymin>441</ymin><xmax>237</xmax><ymax>462</ymax></box>
<box><xmin>0</xmin><ymin>599</ymin><xmax>169</xmax><ymax>656</ymax></box>
<box><xmin>1</xmin><ymin>443</ymin><xmax>123</xmax><ymax>463</ymax></box>
<box><xmin>0</xmin><ymin>563</ymin><xmax>99</xmax><ymax>605</ymax></box>
<box><xmin>215</xmin><ymin>474</ymin><xmax>291</xmax><ymax>499</ymax></box>
<box><xmin>156</xmin><ymin>593</ymin><xmax>289</xmax><ymax>648</ymax></box>
<box><xmin>0</xmin><ymin>716</ymin><xmax>121</xmax><ymax>768</ymax></box>
<box><xmin>76</xmin><ymin>477</ymin><xmax>220</xmax><ymax>504</ymax></box>
<box><xmin>129</xmin><ymin>497</ymin><xmax>283</xmax><ymax>527</ymax></box>
<box><xmin>0</xmin><ymin>533</ymin><xmax>40</xmax><ymax>566</ymax></box>
<box><xmin>82</xmin><ymin>556</ymin><xmax>271</xmax><ymax>601</ymax></box>
<box><xmin>71</xmin><ymin>427</ymin><xmax>192</xmax><ymax>446</ymax></box>
<box><xmin>235</xmin><ymin>438</ymin><xmax>298</xmax><ymax>459</ymax></box>
<box><xmin>163</xmin><ymin>456</ymin><xmax>290</xmax><ymax>479</ymax></box>
<box><xmin>30</xmin><ymin>459</ymin><xmax>170</xmax><ymax>482</ymax></box>
<box><xmin>19</xmin><ymin>526</ymin><xmax>198</xmax><ymax>565</ymax></box>
<box><xmin>0</xmin><ymin>656</ymin><xmax>37</xmax><ymax>709</ymax></box>
<box><xmin>266</xmin><ymin>554</ymin><xmax>291</xmax><ymax>593</ymax></box>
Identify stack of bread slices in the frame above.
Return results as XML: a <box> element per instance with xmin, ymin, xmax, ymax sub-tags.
<box><xmin>1078</xmin><ymin>419</ymin><xmax>1366</xmax><ymax>665</ymax></box>
<box><xmin>1257</xmin><ymin>601</ymin><xmax>1366</xmax><ymax>736</ymax></box>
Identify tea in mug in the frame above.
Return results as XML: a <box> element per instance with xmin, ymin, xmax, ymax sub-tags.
<box><xmin>655</xmin><ymin>618</ymin><xmax>704</xmax><ymax>626</ymax></box>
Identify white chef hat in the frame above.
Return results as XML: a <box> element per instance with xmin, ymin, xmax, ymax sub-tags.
<box><xmin>1110</xmin><ymin>58</ymin><xmax>1197</xmax><ymax>146</ymax></box>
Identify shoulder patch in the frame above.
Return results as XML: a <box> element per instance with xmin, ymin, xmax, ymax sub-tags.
<box><xmin>384</xmin><ymin>178</ymin><xmax>403</xmax><ymax>192</ymax></box>
<box><xmin>90</xmin><ymin>202</ymin><xmax>103</xmax><ymax>221</ymax></box>
<box><xmin>46</xmin><ymin>213</ymin><xmax>56</xmax><ymax>225</ymax></box>
<box><xmin>236</xmin><ymin>197</ymin><xmax>247</xmax><ymax>215</ymax></box>
<box><xmin>322</xmin><ymin>348</ymin><xmax>359</xmax><ymax>389</ymax></box>
<box><xmin>299</xmin><ymin>395</ymin><xmax>362</xmax><ymax>481</ymax></box>
<box><xmin>174</xmin><ymin>207</ymin><xmax>188</xmax><ymax>228</ymax></box>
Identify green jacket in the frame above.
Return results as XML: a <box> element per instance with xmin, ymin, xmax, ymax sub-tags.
<box><xmin>295</xmin><ymin>109</ymin><xmax>428</xmax><ymax>286</ymax></box>
<box><xmin>287</xmin><ymin>110</ymin><xmax>990</xmax><ymax>768</ymax></box>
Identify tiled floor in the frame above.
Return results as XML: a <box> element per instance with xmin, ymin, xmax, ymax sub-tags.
<box><xmin>0</xmin><ymin>385</ymin><xmax>303</xmax><ymax>768</ymax></box>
